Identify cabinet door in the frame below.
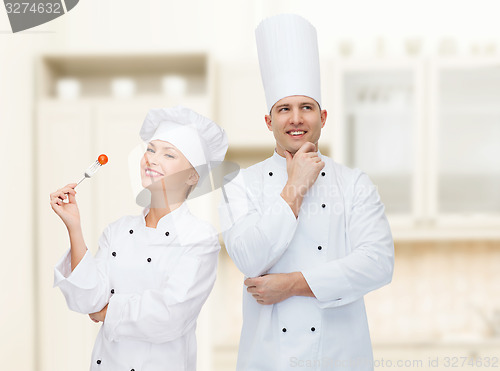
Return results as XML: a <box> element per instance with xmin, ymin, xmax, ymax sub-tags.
<box><xmin>36</xmin><ymin>100</ymin><xmax>96</xmax><ymax>371</ymax></box>
<box><xmin>434</xmin><ymin>62</ymin><xmax>500</xmax><ymax>218</ymax></box>
<box><xmin>338</xmin><ymin>63</ymin><xmax>423</xmax><ymax>220</ymax></box>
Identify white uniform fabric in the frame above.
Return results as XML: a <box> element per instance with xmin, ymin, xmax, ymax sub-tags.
<box><xmin>54</xmin><ymin>202</ymin><xmax>220</xmax><ymax>371</ymax></box>
<box><xmin>220</xmin><ymin>151</ymin><xmax>394</xmax><ymax>371</ymax></box>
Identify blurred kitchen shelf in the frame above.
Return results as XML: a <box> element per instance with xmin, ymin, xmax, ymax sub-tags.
<box><xmin>36</xmin><ymin>52</ymin><xmax>213</xmax><ymax>100</ymax></box>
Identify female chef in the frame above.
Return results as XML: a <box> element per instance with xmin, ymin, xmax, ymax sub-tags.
<box><xmin>50</xmin><ymin>106</ymin><xmax>228</xmax><ymax>371</ymax></box>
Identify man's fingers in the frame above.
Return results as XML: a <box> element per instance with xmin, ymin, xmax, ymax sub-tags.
<box><xmin>244</xmin><ymin>277</ymin><xmax>259</xmax><ymax>287</ymax></box>
<box><xmin>296</xmin><ymin>141</ymin><xmax>316</xmax><ymax>154</ymax></box>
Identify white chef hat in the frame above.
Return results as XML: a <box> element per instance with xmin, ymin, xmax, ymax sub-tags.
<box><xmin>139</xmin><ymin>106</ymin><xmax>228</xmax><ymax>184</ymax></box>
<box><xmin>255</xmin><ymin>13</ymin><xmax>321</xmax><ymax>112</ymax></box>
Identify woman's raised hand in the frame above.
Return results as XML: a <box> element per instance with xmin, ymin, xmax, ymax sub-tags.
<box><xmin>49</xmin><ymin>183</ymin><xmax>81</xmax><ymax>231</ymax></box>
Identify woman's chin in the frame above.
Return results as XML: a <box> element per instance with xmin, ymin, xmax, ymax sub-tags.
<box><xmin>141</xmin><ymin>177</ymin><xmax>162</xmax><ymax>189</ymax></box>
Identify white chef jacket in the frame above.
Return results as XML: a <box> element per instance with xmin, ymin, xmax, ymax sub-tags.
<box><xmin>54</xmin><ymin>202</ymin><xmax>220</xmax><ymax>371</ymax></box>
<box><xmin>220</xmin><ymin>151</ymin><xmax>394</xmax><ymax>371</ymax></box>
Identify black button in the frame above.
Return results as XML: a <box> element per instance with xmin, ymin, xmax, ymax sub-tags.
<box><xmin>112</xmin><ymin>252</ymin><xmax>116</xmax><ymax>257</ymax></box>
<box><xmin>269</xmin><ymin>172</ymin><xmax>273</xmax><ymax>176</ymax></box>
<box><xmin>96</xmin><ymin>360</ymin><xmax>101</xmax><ymax>365</ymax></box>
<box><xmin>321</xmin><ymin>172</ymin><xmax>326</xmax><ymax>176</ymax></box>
<box><xmin>165</xmin><ymin>231</ymin><xmax>169</xmax><ymax>236</ymax></box>
<box><xmin>129</xmin><ymin>229</ymin><xmax>133</xmax><ymax>234</ymax></box>
<box><xmin>282</xmin><ymin>328</ymin><xmax>287</xmax><ymax>332</ymax></box>
<box><xmin>321</xmin><ymin>204</ymin><xmax>326</xmax><ymax>208</ymax></box>
<box><xmin>311</xmin><ymin>327</ymin><xmax>316</xmax><ymax>332</ymax></box>
<box><xmin>131</xmin><ymin>369</ymin><xmax>135</xmax><ymax>371</ymax></box>
<box><xmin>110</xmin><ymin>289</ymin><xmax>114</xmax><ymax>294</ymax></box>
<box><xmin>147</xmin><ymin>258</ymin><xmax>151</xmax><ymax>263</ymax></box>
<box><xmin>317</xmin><ymin>246</ymin><xmax>322</xmax><ymax>251</ymax></box>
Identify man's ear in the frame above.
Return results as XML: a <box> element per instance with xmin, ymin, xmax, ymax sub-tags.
<box><xmin>265</xmin><ymin>114</ymin><xmax>273</xmax><ymax>131</ymax></box>
<box><xmin>320</xmin><ymin>109</ymin><xmax>327</xmax><ymax>128</ymax></box>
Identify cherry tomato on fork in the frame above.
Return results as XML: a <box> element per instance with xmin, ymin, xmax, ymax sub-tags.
<box><xmin>98</xmin><ymin>154</ymin><xmax>108</xmax><ymax>165</ymax></box>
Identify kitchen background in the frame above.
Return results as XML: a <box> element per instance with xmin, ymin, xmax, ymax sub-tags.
<box><xmin>1</xmin><ymin>0</ymin><xmax>500</xmax><ymax>370</ymax></box>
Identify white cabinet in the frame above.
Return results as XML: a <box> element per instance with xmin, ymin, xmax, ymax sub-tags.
<box><xmin>35</xmin><ymin>53</ymin><xmax>216</xmax><ymax>371</ymax></box>
<box><xmin>333</xmin><ymin>60</ymin><xmax>425</xmax><ymax>232</ymax></box>
<box><xmin>333</xmin><ymin>59</ymin><xmax>500</xmax><ymax>239</ymax></box>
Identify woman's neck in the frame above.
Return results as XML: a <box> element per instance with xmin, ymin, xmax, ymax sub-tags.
<box><xmin>146</xmin><ymin>189</ymin><xmax>185</xmax><ymax>228</ymax></box>
<box><xmin>145</xmin><ymin>201</ymin><xmax>183</xmax><ymax>228</ymax></box>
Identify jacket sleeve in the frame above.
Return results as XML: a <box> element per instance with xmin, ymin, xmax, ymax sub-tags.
<box><xmin>301</xmin><ymin>171</ymin><xmax>394</xmax><ymax>308</ymax></box>
<box><xmin>102</xmin><ymin>236</ymin><xmax>220</xmax><ymax>344</ymax></box>
<box><xmin>53</xmin><ymin>226</ymin><xmax>111</xmax><ymax>314</ymax></box>
<box><xmin>219</xmin><ymin>171</ymin><xmax>299</xmax><ymax>278</ymax></box>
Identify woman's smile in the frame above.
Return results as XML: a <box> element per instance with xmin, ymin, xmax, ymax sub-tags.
<box><xmin>144</xmin><ymin>167</ymin><xmax>164</xmax><ymax>177</ymax></box>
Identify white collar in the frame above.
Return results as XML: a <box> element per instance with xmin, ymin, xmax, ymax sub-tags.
<box><xmin>141</xmin><ymin>201</ymin><xmax>190</xmax><ymax>230</ymax></box>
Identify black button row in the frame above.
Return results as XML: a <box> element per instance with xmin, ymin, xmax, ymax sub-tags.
<box><xmin>128</xmin><ymin>229</ymin><xmax>170</xmax><ymax>236</ymax></box>
<box><xmin>282</xmin><ymin>327</ymin><xmax>317</xmax><ymax>332</ymax></box>
<box><xmin>269</xmin><ymin>171</ymin><xmax>326</xmax><ymax>177</ymax></box>
<box><xmin>96</xmin><ymin>360</ymin><xmax>134</xmax><ymax>370</ymax></box>
<box><xmin>111</xmin><ymin>252</ymin><xmax>153</xmax><ymax>263</ymax></box>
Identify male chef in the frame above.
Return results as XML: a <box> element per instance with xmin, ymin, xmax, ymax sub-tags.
<box><xmin>220</xmin><ymin>14</ymin><xmax>394</xmax><ymax>371</ymax></box>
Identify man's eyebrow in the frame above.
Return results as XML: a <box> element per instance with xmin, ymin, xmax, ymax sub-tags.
<box><xmin>275</xmin><ymin>103</ymin><xmax>290</xmax><ymax>109</ymax></box>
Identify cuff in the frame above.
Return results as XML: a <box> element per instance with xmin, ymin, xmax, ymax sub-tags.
<box><xmin>53</xmin><ymin>249</ymin><xmax>98</xmax><ymax>289</ymax></box>
<box><xmin>302</xmin><ymin>260</ymin><xmax>353</xmax><ymax>305</ymax></box>
<box><xmin>258</xmin><ymin>194</ymin><xmax>298</xmax><ymax>243</ymax></box>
